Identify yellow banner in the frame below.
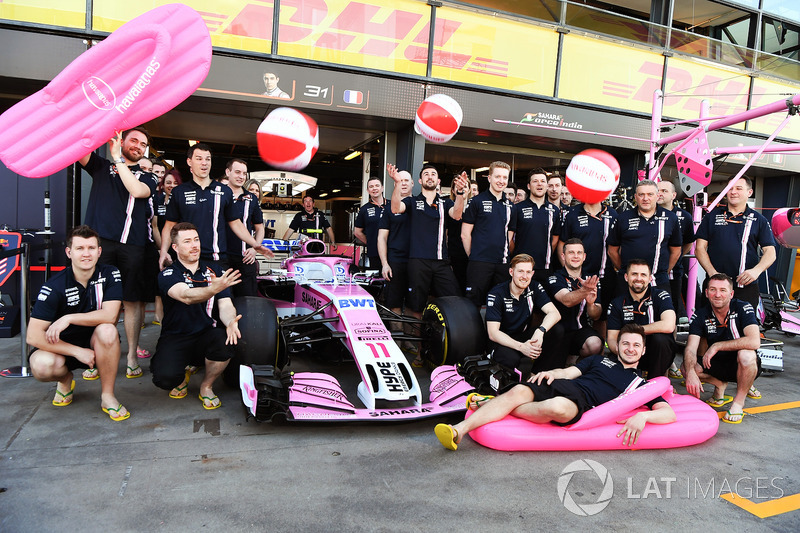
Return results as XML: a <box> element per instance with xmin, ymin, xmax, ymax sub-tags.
<box><xmin>748</xmin><ymin>78</ymin><xmax>800</xmax><ymax>141</ymax></box>
<box><xmin>429</xmin><ymin>7</ymin><xmax>558</xmax><ymax>96</ymax></box>
<box><xmin>0</xmin><ymin>0</ymin><xmax>85</xmax><ymax>29</ymax></box>
<box><xmin>92</xmin><ymin>1</ymin><xmax>272</xmax><ymax>54</ymax></box>
<box><xmin>559</xmin><ymin>34</ymin><xmax>661</xmax><ymax>114</ymax></box>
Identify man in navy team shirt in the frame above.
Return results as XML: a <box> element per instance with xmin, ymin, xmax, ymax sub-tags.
<box><xmin>434</xmin><ymin>323</ymin><xmax>676</xmax><ymax>450</ymax></box>
<box><xmin>152</xmin><ymin>223</ymin><xmax>243</xmax><ymax>410</ymax></box>
<box><xmin>608</xmin><ymin>179</ymin><xmax>682</xmax><ymax>296</ymax></box>
<box><xmin>485</xmin><ymin>254</ymin><xmax>564</xmax><ymax>378</ymax></box>
<box><xmin>283</xmin><ymin>194</ymin><xmax>336</xmax><ymax>243</ymax></box>
<box><xmin>225</xmin><ymin>158</ymin><xmax>265</xmax><ymax>298</ymax></box>
<box><xmin>559</xmin><ymin>198</ymin><xmax>618</xmax><ymax>338</ymax></box>
<box><xmin>546</xmin><ymin>239</ymin><xmax>604</xmax><ymax>362</ymax></box>
<box><xmin>158</xmin><ymin>143</ymin><xmax>272</xmax><ymax>270</ymax></box>
<box><xmin>79</xmin><ymin>127</ymin><xmax>159</xmax><ymax>380</ymax></box>
<box><xmin>387</xmin><ymin>162</ymin><xmax>469</xmax><ymax>319</ymax></box>
<box><xmin>606</xmin><ymin>260</ymin><xmax>676</xmax><ymax>378</ymax></box>
<box><xmin>508</xmin><ymin>168</ymin><xmax>561</xmax><ymax>283</ymax></box>
<box><xmin>354</xmin><ymin>176</ymin><xmax>387</xmax><ymax>269</ymax></box>
<box><xmin>683</xmin><ymin>274</ymin><xmax>761</xmax><ymax>424</ymax></box>
<box><xmin>657</xmin><ymin>179</ymin><xmax>695</xmax><ymax>322</ymax></box>
<box><xmin>695</xmin><ymin>176</ymin><xmax>776</xmax><ymax>311</ymax></box>
<box><xmin>27</xmin><ymin>226</ymin><xmax>130</xmax><ymax>421</ymax></box>
<box><xmin>461</xmin><ymin>161</ymin><xmax>513</xmax><ymax>308</ymax></box>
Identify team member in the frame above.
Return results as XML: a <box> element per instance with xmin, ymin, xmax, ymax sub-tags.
<box><xmin>561</xmin><ymin>187</ymin><xmax>573</xmax><ymax>211</ymax></box>
<box><xmin>283</xmin><ymin>193</ymin><xmax>336</xmax><ymax>243</ymax></box>
<box><xmin>461</xmin><ymin>161</ymin><xmax>513</xmax><ymax>308</ymax></box>
<box><xmin>657</xmin><ymin>180</ymin><xmax>695</xmax><ymax>321</ymax></box>
<box><xmin>79</xmin><ymin>127</ymin><xmax>159</xmax><ymax>380</ymax></box>
<box><xmin>354</xmin><ymin>177</ymin><xmax>387</xmax><ymax>269</ymax></box>
<box><xmin>469</xmin><ymin>181</ymin><xmax>479</xmax><ymax>198</ymax></box>
<box><xmin>27</xmin><ymin>226</ymin><xmax>129</xmax><ymax>421</ymax></box>
<box><xmin>152</xmin><ymin>160</ymin><xmax>167</xmax><ymax>187</ymax></box>
<box><xmin>434</xmin><ymin>323</ymin><xmax>676</xmax><ymax>450</ymax></box>
<box><xmin>508</xmin><ymin>168</ymin><xmax>561</xmax><ymax>282</ymax></box>
<box><xmin>485</xmin><ymin>254</ymin><xmax>564</xmax><ymax>378</ymax></box>
<box><xmin>695</xmin><ymin>176</ymin><xmax>776</xmax><ymax>310</ymax></box>
<box><xmin>262</xmin><ymin>71</ymin><xmax>290</xmax><ymax>98</ymax></box>
<box><xmin>514</xmin><ymin>187</ymin><xmax>526</xmax><ymax>204</ymax></box>
<box><xmin>159</xmin><ymin>144</ymin><xmax>272</xmax><ymax>270</ymax></box>
<box><xmin>447</xmin><ymin>175</ymin><xmax>473</xmax><ymax>295</ymax></box>
<box><xmin>546</xmin><ymin>174</ymin><xmax>562</xmax><ymax>205</ymax></box>
<box><xmin>607</xmin><ymin>260</ymin><xmax>677</xmax><ymax>379</ymax></box>
<box><xmin>152</xmin><ymin>223</ymin><xmax>243</xmax><ymax>410</ymax></box>
<box><xmin>225</xmin><ymin>159</ymin><xmax>265</xmax><ymax>298</ymax></box>
<box><xmin>503</xmin><ymin>183</ymin><xmax>518</xmax><ymax>203</ymax></box>
<box><xmin>608</xmin><ymin>179</ymin><xmax>682</xmax><ymax>295</ymax></box>
<box><xmin>546</xmin><ymin>239</ymin><xmax>603</xmax><ymax>362</ymax></box>
<box><xmin>559</xmin><ymin>198</ymin><xmax>618</xmax><ymax>337</ymax></box>
<box><xmin>683</xmin><ymin>274</ymin><xmax>762</xmax><ymax>424</ymax></box>
<box><xmin>387</xmin><ymin>162</ymin><xmax>469</xmax><ymax>319</ymax></box>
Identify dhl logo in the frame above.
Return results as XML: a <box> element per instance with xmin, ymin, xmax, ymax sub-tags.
<box><xmin>200</xmin><ymin>0</ymin><xmax>508</xmax><ymax>77</ymax></box>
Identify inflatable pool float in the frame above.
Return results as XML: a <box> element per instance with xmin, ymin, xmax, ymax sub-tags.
<box><xmin>468</xmin><ymin>377</ymin><xmax>719</xmax><ymax>451</ymax></box>
<box><xmin>0</xmin><ymin>4</ymin><xmax>211</xmax><ymax>177</ymax></box>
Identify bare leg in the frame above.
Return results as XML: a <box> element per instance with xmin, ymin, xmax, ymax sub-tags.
<box><xmin>451</xmin><ymin>385</ymin><xmax>535</xmax><ymax>441</ymax></box>
<box><xmin>729</xmin><ymin>350</ymin><xmax>758</xmax><ymax>417</ymax></box>
<box><xmin>198</xmin><ymin>359</ymin><xmax>229</xmax><ymax>408</ymax></box>
<box><xmin>30</xmin><ymin>350</ymin><xmax>74</xmax><ymax>397</ymax></box>
<box><xmin>123</xmin><ymin>300</ymin><xmax>143</xmax><ymax>374</ymax></box>
<box><xmin>92</xmin><ymin>323</ymin><xmax>125</xmax><ymax>413</ymax></box>
<box><xmin>154</xmin><ymin>296</ymin><xmax>163</xmax><ymax>324</ymax></box>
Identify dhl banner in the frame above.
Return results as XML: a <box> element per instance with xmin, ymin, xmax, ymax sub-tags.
<box><xmin>749</xmin><ymin>77</ymin><xmax>800</xmax><ymax>140</ymax></box>
<box><xmin>0</xmin><ymin>0</ymin><xmax>85</xmax><ymax>29</ymax></box>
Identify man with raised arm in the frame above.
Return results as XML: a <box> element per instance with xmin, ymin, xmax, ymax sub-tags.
<box><xmin>225</xmin><ymin>158</ymin><xmax>265</xmax><ymax>298</ymax></box>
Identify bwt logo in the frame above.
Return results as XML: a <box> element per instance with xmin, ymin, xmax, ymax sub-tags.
<box><xmin>338</xmin><ymin>298</ymin><xmax>374</xmax><ymax>309</ymax></box>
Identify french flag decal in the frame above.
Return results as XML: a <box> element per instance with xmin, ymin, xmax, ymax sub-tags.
<box><xmin>343</xmin><ymin>90</ymin><xmax>363</xmax><ymax>104</ymax></box>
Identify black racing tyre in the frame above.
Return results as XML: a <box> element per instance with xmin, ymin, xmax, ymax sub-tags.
<box><xmin>223</xmin><ymin>296</ymin><xmax>282</xmax><ymax>388</ymax></box>
<box><xmin>422</xmin><ymin>296</ymin><xmax>486</xmax><ymax>366</ymax></box>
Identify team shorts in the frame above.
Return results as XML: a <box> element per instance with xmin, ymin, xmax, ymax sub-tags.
<box><xmin>407</xmin><ymin>258</ymin><xmax>460</xmax><ymax>313</ymax></box>
<box><xmin>99</xmin><ymin>238</ymin><xmax>145</xmax><ymax>302</ymax></box>
<box><xmin>150</xmin><ymin>327</ymin><xmax>233</xmax><ymax>390</ymax></box>
<box><xmin>704</xmin><ymin>350</ymin><xmax>762</xmax><ymax>383</ymax></box>
<box><xmin>523</xmin><ymin>378</ymin><xmax>592</xmax><ymax>426</ymax></box>
<box><xmin>383</xmin><ymin>260</ymin><xmax>410</xmax><ymax>309</ymax></box>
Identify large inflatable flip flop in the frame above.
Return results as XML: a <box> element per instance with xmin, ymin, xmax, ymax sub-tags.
<box><xmin>468</xmin><ymin>376</ymin><xmax>720</xmax><ymax>451</ymax></box>
<box><xmin>0</xmin><ymin>4</ymin><xmax>211</xmax><ymax>178</ymax></box>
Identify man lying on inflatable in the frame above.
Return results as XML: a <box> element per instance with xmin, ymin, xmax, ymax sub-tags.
<box><xmin>435</xmin><ymin>323</ymin><xmax>676</xmax><ymax>450</ymax></box>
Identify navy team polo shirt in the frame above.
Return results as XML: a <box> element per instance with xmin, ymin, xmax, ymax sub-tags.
<box><xmin>166</xmin><ymin>179</ymin><xmax>237</xmax><ymax>261</ymax></box>
<box><xmin>289</xmin><ymin>208</ymin><xmax>331</xmax><ymax>237</ymax></box>
<box><xmin>31</xmin><ymin>263</ymin><xmax>123</xmax><ymax>338</ymax></box>
<box><xmin>606</xmin><ymin>285</ymin><xmax>674</xmax><ymax>331</ymax></box>
<box><xmin>378</xmin><ymin>207</ymin><xmax>410</xmax><ymax>263</ymax></box>
<box><xmin>158</xmin><ymin>259</ymin><xmax>232</xmax><ymax>336</ymax></box>
<box><xmin>225</xmin><ymin>191</ymin><xmax>264</xmax><ymax>259</ymax></box>
<box><xmin>695</xmin><ymin>205</ymin><xmax>775</xmax><ymax>280</ymax></box>
<box><xmin>560</xmin><ymin>204</ymin><xmax>618</xmax><ymax>277</ymax></box>
<box><xmin>485</xmin><ymin>279</ymin><xmax>552</xmax><ymax>336</ymax></box>
<box><xmin>461</xmin><ymin>189</ymin><xmax>513</xmax><ymax>263</ymax></box>
<box><xmin>509</xmin><ymin>199</ymin><xmax>561</xmax><ymax>270</ymax></box>
<box><xmin>689</xmin><ymin>298</ymin><xmax>757</xmax><ymax>345</ymax></box>
<box><xmin>573</xmin><ymin>355</ymin><xmax>663</xmax><ymax>408</ymax></box>
<box><xmin>607</xmin><ymin>206</ymin><xmax>682</xmax><ymax>285</ymax></box>
<box><xmin>671</xmin><ymin>205</ymin><xmax>696</xmax><ymax>275</ymax></box>
<box><xmin>546</xmin><ymin>268</ymin><xmax>592</xmax><ymax>331</ymax></box>
<box><xmin>354</xmin><ymin>200</ymin><xmax>387</xmax><ymax>258</ymax></box>
<box><xmin>401</xmin><ymin>193</ymin><xmax>455</xmax><ymax>260</ymax></box>
<box><xmin>82</xmin><ymin>152</ymin><xmax>158</xmax><ymax>247</ymax></box>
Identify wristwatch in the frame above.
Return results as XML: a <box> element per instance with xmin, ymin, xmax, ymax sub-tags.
<box><xmin>113</xmin><ymin>156</ymin><xmax>125</xmax><ymax>164</ymax></box>
<box><xmin>537</xmin><ymin>326</ymin><xmax>547</xmax><ymax>334</ymax></box>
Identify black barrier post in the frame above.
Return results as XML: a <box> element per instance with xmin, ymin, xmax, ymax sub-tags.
<box><xmin>1</xmin><ymin>243</ymin><xmax>32</xmax><ymax>378</ymax></box>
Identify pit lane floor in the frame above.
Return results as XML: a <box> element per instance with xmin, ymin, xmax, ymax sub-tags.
<box><xmin>1</xmin><ymin>318</ymin><xmax>799</xmax><ymax>532</ymax></box>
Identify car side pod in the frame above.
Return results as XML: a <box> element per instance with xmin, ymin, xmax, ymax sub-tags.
<box><xmin>0</xmin><ymin>4</ymin><xmax>211</xmax><ymax>177</ymax></box>
<box><xmin>468</xmin><ymin>376</ymin><xmax>720</xmax><ymax>451</ymax></box>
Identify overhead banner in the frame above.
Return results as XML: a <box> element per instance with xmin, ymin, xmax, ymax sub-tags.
<box><xmin>748</xmin><ymin>77</ymin><xmax>800</xmax><ymax>141</ymax></box>
<box><xmin>0</xmin><ymin>0</ymin><xmax>85</xmax><ymax>28</ymax></box>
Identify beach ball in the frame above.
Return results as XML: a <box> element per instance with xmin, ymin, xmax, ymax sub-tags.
<box><xmin>565</xmin><ymin>149</ymin><xmax>620</xmax><ymax>203</ymax></box>
<box><xmin>414</xmin><ymin>94</ymin><xmax>463</xmax><ymax>144</ymax></box>
<box><xmin>257</xmin><ymin>107</ymin><xmax>319</xmax><ymax>171</ymax></box>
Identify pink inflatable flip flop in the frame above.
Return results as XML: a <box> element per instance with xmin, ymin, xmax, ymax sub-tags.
<box><xmin>468</xmin><ymin>376</ymin><xmax>720</xmax><ymax>451</ymax></box>
<box><xmin>0</xmin><ymin>4</ymin><xmax>211</xmax><ymax>178</ymax></box>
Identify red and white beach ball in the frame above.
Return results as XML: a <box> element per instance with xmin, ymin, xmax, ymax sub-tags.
<box><xmin>257</xmin><ymin>107</ymin><xmax>319</xmax><ymax>171</ymax></box>
<box><xmin>565</xmin><ymin>149</ymin><xmax>620</xmax><ymax>203</ymax></box>
<box><xmin>414</xmin><ymin>94</ymin><xmax>463</xmax><ymax>144</ymax></box>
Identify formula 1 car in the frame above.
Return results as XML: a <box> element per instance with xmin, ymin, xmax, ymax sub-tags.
<box><xmin>233</xmin><ymin>239</ymin><xmax>516</xmax><ymax>423</ymax></box>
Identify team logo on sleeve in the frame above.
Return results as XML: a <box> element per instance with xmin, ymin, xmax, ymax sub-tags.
<box><xmin>37</xmin><ymin>286</ymin><xmax>51</xmax><ymax>301</ymax></box>
<box><xmin>487</xmin><ymin>293</ymin><xmax>496</xmax><ymax>306</ymax></box>
<box><xmin>112</xmin><ymin>269</ymin><xmax>122</xmax><ymax>282</ymax></box>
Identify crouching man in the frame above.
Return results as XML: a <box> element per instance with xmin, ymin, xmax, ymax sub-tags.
<box><xmin>27</xmin><ymin>225</ymin><xmax>129</xmax><ymax>421</ymax></box>
<box><xmin>151</xmin><ymin>223</ymin><xmax>242</xmax><ymax>410</ymax></box>
<box><xmin>434</xmin><ymin>324</ymin><xmax>676</xmax><ymax>450</ymax></box>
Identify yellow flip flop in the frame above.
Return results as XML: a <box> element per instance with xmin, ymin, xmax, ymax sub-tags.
<box><xmin>52</xmin><ymin>380</ymin><xmax>75</xmax><ymax>406</ymax></box>
<box><xmin>102</xmin><ymin>404</ymin><xmax>131</xmax><ymax>422</ymax></box>
<box><xmin>466</xmin><ymin>392</ymin><xmax>494</xmax><ymax>411</ymax></box>
<box><xmin>434</xmin><ymin>424</ymin><xmax>459</xmax><ymax>451</ymax></box>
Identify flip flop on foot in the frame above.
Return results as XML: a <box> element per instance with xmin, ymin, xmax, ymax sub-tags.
<box><xmin>705</xmin><ymin>395</ymin><xmax>733</xmax><ymax>408</ymax></box>
<box><xmin>169</xmin><ymin>382</ymin><xmax>189</xmax><ymax>399</ymax></box>
<box><xmin>199</xmin><ymin>394</ymin><xmax>221</xmax><ymax>410</ymax></box>
<box><xmin>668</xmin><ymin>367</ymin><xmax>683</xmax><ymax>379</ymax></box>
<box><xmin>52</xmin><ymin>380</ymin><xmax>75</xmax><ymax>406</ymax></box>
<box><xmin>411</xmin><ymin>357</ymin><xmax>424</xmax><ymax>368</ymax></box>
<box><xmin>102</xmin><ymin>404</ymin><xmax>130</xmax><ymax>422</ymax></box>
<box><xmin>136</xmin><ymin>347</ymin><xmax>151</xmax><ymax>359</ymax></box>
<box><xmin>126</xmin><ymin>365</ymin><xmax>143</xmax><ymax>379</ymax></box>
<box><xmin>185</xmin><ymin>365</ymin><xmax>200</xmax><ymax>376</ymax></box>
<box><xmin>434</xmin><ymin>424</ymin><xmax>460</xmax><ymax>451</ymax></box>
<box><xmin>723</xmin><ymin>410</ymin><xmax>745</xmax><ymax>424</ymax></box>
<box><xmin>82</xmin><ymin>368</ymin><xmax>99</xmax><ymax>381</ymax></box>
<box><xmin>466</xmin><ymin>392</ymin><xmax>494</xmax><ymax>411</ymax></box>
<box><xmin>747</xmin><ymin>385</ymin><xmax>762</xmax><ymax>399</ymax></box>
